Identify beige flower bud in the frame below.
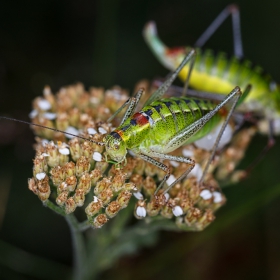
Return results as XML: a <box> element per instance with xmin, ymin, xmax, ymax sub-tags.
<box><xmin>76</xmin><ymin>156</ymin><xmax>90</xmax><ymax>177</ymax></box>
<box><xmin>74</xmin><ymin>189</ymin><xmax>86</xmax><ymax>207</ymax></box>
<box><xmin>185</xmin><ymin>207</ymin><xmax>202</xmax><ymax>225</ymax></box>
<box><xmin>50</xmin><ymin>165</ymin><xmax>65</xmax><ymax>187</ymax></box>
<box><xmin>56</xmin><ymin>191</ymin><xmax>69</xmax><ymax>206</ymax></box>
<box><xmin>105</xmin><ymin>201</ymin><xmax>121</xmax><ymax>218</ymax></box>
<box><xmin>28</xmin><ymin>178</ymin><xmax>38</xmax><ymax>195</ymax></box>
<box><xmin>85</xmin><ymin>196</ymin><xmax>103</xmax><ymax>217</ymax></box>
<box><xmin>80</xmin><ymin>141</ymin><xmax>94</xmax><ymax>159</ymax></box>
<box><xmin>143</xmin><ymin>176</ymin><xmax>156</xmax><ymax>197</ymax></box>
<box><xmin>89</xmin><ymin>169</ymin><xmax>102</xmax><ymax>186</ymax></box>
<box><xmin>93</xmin><ymin>214</ymin><xmax>108</xmax><ymax>228</ymax></box>
<box><xmin>116</xmin><ymin>190</ymin><xmax>132</xmax><ymax>209</ymax></box>
<box><xmin>65</xmin><ymin>197</ymin><xmax>77</xmax><ymax>214</ymax></box>
<box><xmin>64</xmin><ymin>162</ymin><xmax>76</xmax><ymax>177</ymax></box>
<box><xmin>98</xmin><ymin>188</ymin><xmax>113</xmax><ymax>205</ymax></box>
<box><xmin>94</xmin><ymin>177</ymin><xmax>111</xmax><ymax>195</ymax></box>
<box><xmin>65</xmin><ymin>176</ymin><xmax>77</xmax><ymax>192</ymax></box>
<box><xmin>68</xmin><ymin>137</ymin><xmax>82</xmax><ymax>161</ymax></box>
<box><xmin>37</xmin><ymin>176</ymin><xmax>51</xmax><ymax>201</ymax></box>
<box><xmin>44</xmin><ymin>142</ymin><xmax>60</xmax><ymax>167</ymax></box>
<box><xmin>33</xmin><ymin>154</ymin><xmax>48</xmax><ymax>176</ymax></box>
<box><xmin>111</xmin><ymin>171</ymin><xmax>127</xmax><ymax>192</ymax></box>
<box><xmin>77</xmin><ymin>173</ymin><xmax>91</xmax><ymax>194</ymax></box>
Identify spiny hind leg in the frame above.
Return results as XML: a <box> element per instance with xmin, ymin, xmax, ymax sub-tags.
<box><xmin>107</xmin><ymin>88</ymin><xmax>144</xmax><ymax>125</ymax></box>
<box><xmin>182</xmin><ymin>50</ymin><xmax>196</xmax><ymax>96</ymax></box>
<box><xmin>143</xmin><ymin>49</ymin><xmax>196</xmax><ymax>106</ymax></box>
<box><xmin>197</xmin><ymin>85</ymin><xmax>250</xmax><ymax>186</ymax></box>
<box><xmin>165</xmin><ymin>87</ymin><xmax>242</xmax><ymax>153</ymax></box>
<box><xmin>137</xmin><ymin>152</ymin><xmax>195</xmax><ymax>194</ymax></box>
<box><xmin>156</xmin><ymin>47</ymin><xmax>196</xmax><ymax>97</ymax></box>
<box><xmin>194</xmin><ymin>4</ymin><xmax>243</xmax><ymax>58</ymax></box>
<box><xmin>160</xmin><ymin>86</ymin><xmax>242</xmax><ymax>187</ymax></box>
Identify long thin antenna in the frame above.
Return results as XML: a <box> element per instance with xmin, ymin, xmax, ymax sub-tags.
<box><xmin>0</xmin><ymin>116</ymin><xmax>105</xmax><ymax>146</ymax></box>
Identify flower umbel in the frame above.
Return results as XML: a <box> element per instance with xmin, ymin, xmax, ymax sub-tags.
<box><xmin>29</xmin><ymin>82</ymin><xmax>255</xmax><ymax>230</ymax></box>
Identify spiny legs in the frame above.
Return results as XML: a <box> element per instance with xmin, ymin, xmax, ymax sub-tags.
<box><xmin>194</xmin><ymin>4</ymin><xmax>243</xmax><ymax>58</ymax></box>
<box><xmin>143</xmin><ymin>49</ymin><xmax>196</xmax><ymax>107</ymax></box>
<box><xmin>107</xmin><ymin>88</ymin><xmax>144</xmax><ymax>125</ymax></box>
<box><xmin>137</xmin><ymin>152</ymin><xmax>195</xmax><ymax>195</ymax></box>
<box><xmin>198</xmin><ymin>85</ymin><xmax>247</xmax><ymax>187</ymax></box>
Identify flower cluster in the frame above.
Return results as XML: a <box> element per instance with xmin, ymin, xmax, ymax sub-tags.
<box><xmin>28</xmin><ymin>82</ymin><xmax>255</xmax><ymax>230</ymax></box>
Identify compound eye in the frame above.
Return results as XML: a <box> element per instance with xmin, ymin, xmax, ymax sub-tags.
<box><xmin>114</xmin><ymin>144</ymin><xmax>119</xmax><ymax>150</ymax></box>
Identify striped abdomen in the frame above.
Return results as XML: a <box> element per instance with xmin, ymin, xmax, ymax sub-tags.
<box><xmin>166</xmin><ymin>47</ymin><xmax>280</xmax><ymax>115</ymax></box>
<box><xmin>114</xmin><ymin>97</ymin><xmax>222</xmax><ymax>151</ymax></box>
<box><xmin>167</xmin><ymin>47</ymin><xmax>269</xmax><ymax>97</ymax></box>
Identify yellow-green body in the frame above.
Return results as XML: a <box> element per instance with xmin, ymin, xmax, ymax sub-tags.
<box><xmin>165</xmin><ymin>48</ymin><xmax>279</xmax><ymax>115</ymax></box>
<box><xmin>107</xmin><ymin>96</ymin><xmax>221</xmax><ymax>156</ymax></box>
<box><xmin>143</xmin><ymin>22</ymin><xmax>280</xmax><ymax>134</ymax></box>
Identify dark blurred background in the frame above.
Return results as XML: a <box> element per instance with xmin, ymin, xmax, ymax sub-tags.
<box><xmin>0</xmin><ymin>0</ymin><xmax>280</xmax><ymax>279</ymax></box>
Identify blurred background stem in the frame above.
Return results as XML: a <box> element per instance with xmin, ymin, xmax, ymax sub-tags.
<box><xmin>65</xmin><ymin>214</ymin><xmax>87</xmax><ymax>280</ymax></box>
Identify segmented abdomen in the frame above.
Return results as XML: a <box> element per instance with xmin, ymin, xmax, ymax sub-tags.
<box><xmin>115</xmin><ymin>96</ymin><xmax>223</xmax><ymax>150</ymax></box>
<box><xmin>128</xmin><ymin>96</ymin><xmax>221</xmax><ymax>149</ymax></box>
<box><xmin>197</xmin><ymin>48</ymin><xmax>269</xmax><ymax>91</ymax></box>
<box><xmin>175</xmin><ymin>47</ymin><xmax>272</xmax><ymax>102</ymax></box>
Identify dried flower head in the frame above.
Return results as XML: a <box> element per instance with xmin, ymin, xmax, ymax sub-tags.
<box><xmin>28</xmin><ymin>82</ymin><xmax>254</xmax><ymax>230</ymax></box>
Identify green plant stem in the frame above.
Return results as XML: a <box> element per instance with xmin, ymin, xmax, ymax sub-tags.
<box><xmin>78</xmin><ymin>220</ymin><xmax>91</xmax><ymax>232</ymax></box>
<box><xmin>43</xmin><ymin>200</ymin><xmax>66</xmax><ymax>216</ymax></box>
<box><xmin>65</xmin><ymin>214</ymin><xmax>87</xmax><ymax>280</ymax></box>
<box><xmin>44</xmin><ymin>200</ymin><xmax>90</xmax><ymax>279</ymax></box>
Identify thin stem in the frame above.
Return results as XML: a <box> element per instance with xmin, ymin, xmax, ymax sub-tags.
<box><xmin>43</xmin><ymin>200</ymin><xmax>66</xmax><ymax>216</ymax></box>
<box><xmin>78</xmin><ymin>220</ymin><xmax>92</xmax><ymax>232</ymax></box>
<box><xmin>43</xmin><ymin>200</ymin><xmax>89</xmax><ymax>279</ymax></box>
<box><xmin>65</xmin><ymin>214</ymin><xmax>87</xmax><ymax>280</ymax></box>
